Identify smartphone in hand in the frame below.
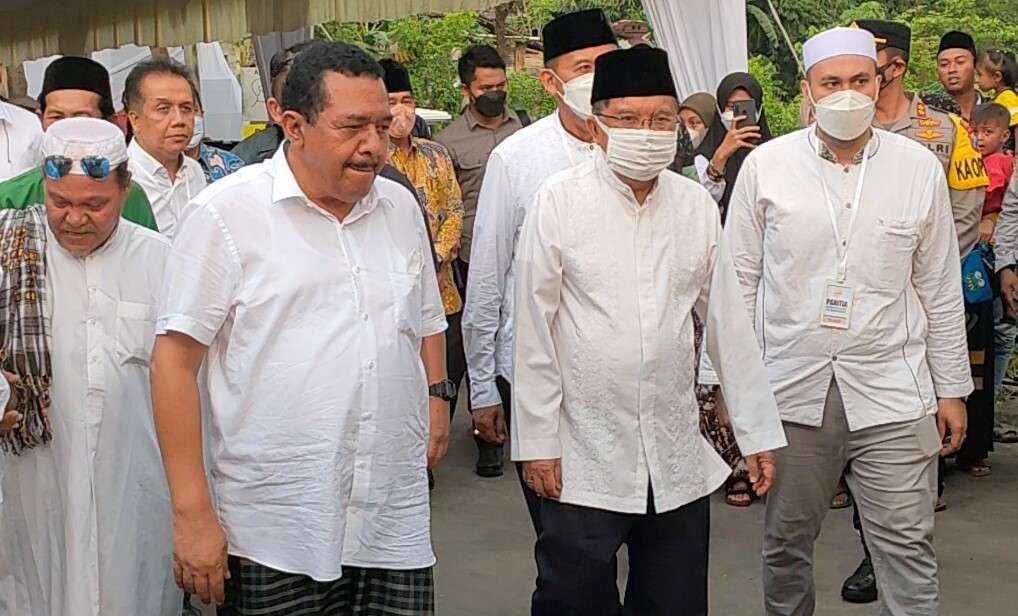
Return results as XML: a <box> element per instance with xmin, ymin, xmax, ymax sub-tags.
<box><xmin>732</xmin><ymin>99</ymin><xmax>759</xmax><ymax>129</ymax></box>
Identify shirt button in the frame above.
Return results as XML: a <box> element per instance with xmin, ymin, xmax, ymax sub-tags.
<box><xmin>367</xmin><ymin>361</ymin><xmax>375</xmax><ymax>370</ymax></box>
<box><xmin>353</xmin><ymin>266</ymin><xmax>361</xmax><ymax>274</ymax></box>
<box><xmin>362</xmin><ymin>313</ymin><xmax>369</xmax><ymax>322</ymax></box>
<box><xmin>832</xmin><ymin>355</ymin><xmax>839</xmax><ymax>362</ymax></box>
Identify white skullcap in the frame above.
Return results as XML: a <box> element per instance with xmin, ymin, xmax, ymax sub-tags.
<box><xmin>803</xmin><ymin>27</ymin><xmax>878</xmax><ymax>73</ymax></box>
<box><xmin>41</xmin><ymin>117</ymin><xmax>127</xmax><ymax>174</ymax></box>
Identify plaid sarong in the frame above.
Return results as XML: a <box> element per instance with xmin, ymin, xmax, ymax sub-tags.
<box><xmin>217</xmin><ymin>556</ymin><xmax>434</xmax><ymax>616</ymax></box>
<box><xmin>0</xmin><ymin>205</ymin><xmax>52</xmax><ymax>454</ymax></box>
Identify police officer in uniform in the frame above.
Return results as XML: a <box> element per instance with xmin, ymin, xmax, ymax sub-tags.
<box><xmin>839</xmin><ymin>20</ymin><xmax>991</xmax><ymax>605</ymax></box>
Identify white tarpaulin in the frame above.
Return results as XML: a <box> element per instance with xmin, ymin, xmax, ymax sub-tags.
<box><xmin>642</xmin><ymin>0</ymin><xmax>748</xmax><ymax>98</ymax></box>
<box><xmin>196</xmin><ymin>41</ymin><xmax>244</xmax><ymax>141</ymax></box>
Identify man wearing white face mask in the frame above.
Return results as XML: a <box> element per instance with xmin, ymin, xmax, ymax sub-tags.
<box><xmin>462</xmin><ymin>9</ymin><xmax>617</xmax><ymax>520</ymax></box>
<box><xmin>512</xmin><ymin>46</ymin><xmax>786</xmax><ymax>615</ymax></box>
<box><xmin>725</xmin><ymin>27</ymin><xmax>972</xmax><ymax>616</ymax></box>
<box><xmin>184</xmin><ymin>100</ymin><xmax>244</xmax><ymax>184</ymax></box>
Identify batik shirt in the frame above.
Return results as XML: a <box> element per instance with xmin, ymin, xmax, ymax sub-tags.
<box><xmin>198</xmin><ymin>144</ymin><xmax>245</xmax><ymax>183</ymax></box>
<box><xmin>388</xmin><ymin>138</ymin><xmax>464</xmax><ymax>315</ymax></box>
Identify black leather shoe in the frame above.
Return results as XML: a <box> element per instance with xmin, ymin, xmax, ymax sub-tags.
<box><xmin>841</xmin><ymin>557</ymin><xmax>877</xmax><ymax>604</ymax></box>
<box><xmin>475</xmin><ymin>442</ymin><xmax>504</xmax><ymax>478</ymax></box>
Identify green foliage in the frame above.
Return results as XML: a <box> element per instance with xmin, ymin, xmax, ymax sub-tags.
<box><xmin>509</xmin><ymin>0</ymin><xmax>644</xmax><ymax>35</ymax></box>
<box><xmin>507</xmin><ymin>71</ymin><xmax>557</xmax><ymax>118</ymax></box>
<box><xmin>838</xmin><ymin>1</ymin><xmax>888</xmax><ymax>23</ymax></box>
<box><xmin>749</xmin><ymin>56</ymin><xmax>803</xmax><ymax>137</ymax></box>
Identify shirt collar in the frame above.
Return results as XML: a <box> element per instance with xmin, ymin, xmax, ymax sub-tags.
<box><xmin>463</xmin><ymin>106</ymin><xmax>521</xmax><ymax>131</ymax></box>
<box><xmin>269</xmin><ymin>146</ymin><xmax>386</xmax><ymax>222</ymax></box>
<box><xmin>128</xmin><ymin>138</ymin><xmax>184</xmax><ymax>180</ymax></box>
<box><xmin>593</xmin><ymin>150</ymin><xmax>663</xmax><ymax>211</ymax></box>
<box><xmin>45</xmin><ymin>211</ymin><xmax>124</xmax><ymax>260</ymax></box>
<box><xmin>811</xmin><ymin>129</ymin><xmax>880</xmax><ymax>166</ymax></box>
<box><xmin>0</xmin><ymin>101</ymin><xmax>14</xmax><ymax>124</ymax></box>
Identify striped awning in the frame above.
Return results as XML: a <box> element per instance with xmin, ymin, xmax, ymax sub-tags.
<box><xmin>0</xmin><ymin>0</ymin><xmax>503</xmax><ymax>66</ymax></box>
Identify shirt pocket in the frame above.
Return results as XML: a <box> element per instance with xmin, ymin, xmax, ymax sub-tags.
<box><xmin>389</xmin><ymin>249</ymin><xmax>425</xmax><ymax>338</ymax></box>
<box><xmin>874</xmin><ymin>218</ymin><xmax>919</xmax><ymax>290</ymax></box>
<box><xmin>115</xmin><ymin>301</ymin><xmax>157</xmax><ymax>365</ymax></box>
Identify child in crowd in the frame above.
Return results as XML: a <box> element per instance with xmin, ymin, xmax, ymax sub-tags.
<box><xmin>977</xmin><ymin>49</ymin><xmax>1018</xmax><ymax>148</ymax></box>
<box><xmin>973</xmin><ymin>102</ymin><xmax>1015</xmax><ymax>243</ymax></box>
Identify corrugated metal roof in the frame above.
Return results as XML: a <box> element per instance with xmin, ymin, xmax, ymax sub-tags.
<box><xmin>0</xmin><ymin>0</ymin><xmax>502</xmax><ymax>66</ymax></box>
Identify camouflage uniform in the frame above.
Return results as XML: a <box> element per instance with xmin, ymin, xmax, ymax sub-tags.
<box><xmin>874</xmin><ymin>94</ymin><xmax>988</xmax><ymax>259</ymax></box>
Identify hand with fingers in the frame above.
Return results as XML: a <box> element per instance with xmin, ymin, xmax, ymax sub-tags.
<box><xmin>472</xmin><ymin>404</ymin><xmax>506</xmax><ymax>445</ymax></box>
<box><xmin>937</xmin><ymin>398</ymin><xmax>968</xmax><ymax>457</ymax></box>
<box><xmin>1000</xmin><ymin>268</ymin><xmax>1018</xmax><ymax>319</ymax></box>
<box><xmin>712</xmin><ymin>116</ymin><xmax>762</xmax><ymax>171</ymax></box>
<box><xmin>744</xmin><ymin>451</ymin><xmax>777</xmax><ymax>497</ymax></box>
<box><xmin>0</xmin><ymin>371</ymin><xmax>22</xmax><ymax>435</ymax></box>
<box><xmin>522</xmin><ymin>459</ymin><xmax>562</xmax><ymax>500</ymax></box>
<box><xmin>173</xmin><ymin>509</ymin><xmax>231</xmax><ymax>606</ymax></box>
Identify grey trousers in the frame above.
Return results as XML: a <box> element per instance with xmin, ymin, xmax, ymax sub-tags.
<box><xmin>763</xmin><ymin>380</ymin><xmax>941</xmax><ymax>616</ymax></box>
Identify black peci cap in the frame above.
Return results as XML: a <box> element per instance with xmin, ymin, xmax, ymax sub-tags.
<box><xmin>542</xmin><ymin>9</ymin><xmax>617</xmax><ymax>63</ymax></box>
<box><xmin>591</xmin><ymin>47</ymin><xmax>677</xmax><ymax>105</ymax></box>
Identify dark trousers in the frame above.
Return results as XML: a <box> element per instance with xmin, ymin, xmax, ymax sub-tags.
<box><xmin>498</xmin><ymin>374</ymin><xmax>544</xmax><ymax>536</ymax></box>
<box><xmin>532</xmin><ymin>493</ymin><xmax>709</xmax><ymax>616</ymax></box>
<box><xmin>445</xmin><ymin>310</ymin><xmax>467</xmax><ymax>419</ymax></box>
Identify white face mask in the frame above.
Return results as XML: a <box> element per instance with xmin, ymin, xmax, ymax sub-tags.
<box><xmin>554</xmin><ymin>71</ymin><xmax>595</xmax><ymax>119</ymax></box>
<box><xmin>687</xmin><ymin>126</ymin><xmax>706</xmax><ymax>149</ymax></box>
<box><xmin>719</xmin><ymin>109</ymin><xmax>736</xmax><ymax>131</ymax></box>
<box><xmin>597</xmin><ymin>119</ymin><xmax>678</xmax><ymax>182</ymax></box>
<box><xmin>187</xmin><ymin>115</ymin><xmax>205</xmax><ymax>150</ymax></box>
<box><xmin>808</xmin><ymin>86</ymin><xmax>877</xmax><ymax>141</ymax></box>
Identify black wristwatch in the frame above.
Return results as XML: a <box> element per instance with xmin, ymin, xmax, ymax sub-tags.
<box><xmin>429</xmin><ymin>379</ymin><xmax>457</xmax><ymax>401</ymax></box>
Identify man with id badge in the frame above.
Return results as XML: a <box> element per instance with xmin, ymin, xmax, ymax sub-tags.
<box><xmin>726</xmin><ymin>27</ymin><xmax>973</xmax><ymax>615</ymax></box>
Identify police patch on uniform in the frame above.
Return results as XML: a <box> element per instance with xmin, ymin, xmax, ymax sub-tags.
<box><xmin>918</xmin><ymin>117</ymin><xmax>942</xmax><ymax>128</ymax></box>
<box><xmin>916</xmin><ymin>129</ymin><xmax>944</xmax><ymax>141</ymax></box>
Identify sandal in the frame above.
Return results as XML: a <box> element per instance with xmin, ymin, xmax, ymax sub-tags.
<box><xmin>935</xmin><ymin>497</ymin><xmax>948</xmax><ymax>512</ymax></box>
<box><xmin>725</xmin><ymin>477</ymin><xmax>754</xmax><ymax>507</ymax></box>
<box><xmin>995</xmin><ymin>429</ymin><xmax>1018</xmax><ymax>444</ymax></box>
<box><xmin>831</xmin><ymin>477</ymin><xmax>852</xmax><ymax>509</ymax></box>
<box><xmin>831</xmin><ymin>488</ymin><xmax>852</xmax><ymax>509</ymax></box>
<box><xmin>957</xmin><ymin>459</ymin><xmax>992</xmax><ymax>477</ymax></box>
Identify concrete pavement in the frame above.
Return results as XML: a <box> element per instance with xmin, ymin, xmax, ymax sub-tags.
<box><xmin>430</xmin><ymin>410</ymin><xmax>1018</xmax><ymax>615</ymax></box>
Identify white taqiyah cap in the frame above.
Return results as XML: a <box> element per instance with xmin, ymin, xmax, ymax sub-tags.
<box><xmin>803</xmin><ymin>27</ymin><xmax>878</xmax><ymax>73</ymax></box>
<box><xmin>41</xmin><ymin>117</ymin><xmax>127</xmax><ymax>174</ymax></box>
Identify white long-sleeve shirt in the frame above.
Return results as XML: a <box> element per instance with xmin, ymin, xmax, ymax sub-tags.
<box><xmin>726</xmin><ymin>128</ymin><xmax>973</xmax><ymax>431</ymax></box>
<box><xmin>511</xmin><ymin>155</ymin><xmax>786</xmax><ymax>514</ymax></box>
<box><xmin>127</xmin><ymin>139</ymin><xmax>207</xmax><ymax>238</ymax></box>
<box><xmin>0</xmin><ymin>219</ymin><xmax>180</xmax><ymax>616</ymax></box>
<box><xmin>0</xmin><ymin>101</ymin><xmax>42</xmax><ymax>181</ymax></box>
<box><xmin>463</xmin><ymin>111</ymin><xmax>600</xmax><ymax>409</ymax></box>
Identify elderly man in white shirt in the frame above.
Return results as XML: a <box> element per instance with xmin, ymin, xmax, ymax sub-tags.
<box><xmin>0</xmin><ymin>99</ymin><xmax>43</xmax><ymax>181</ymax></box>
<box><xmin>124</xmin><ymin>58</ymin><xmax>207</xmax><ymax>238</ymax></box>
<box><xmin>0</xmin><ymin>117</ymin><xmax>179</xmax><ymax>616</ymax></box>
<box><xmin>151</xmin><ymin>43</ymin><xmax>451</xmax><ymax>614</ymax></box>
<box><xmin>512</xmin><ymin>47</ymin><xmax>786</xmax><ymax>616</ymax></box>
<box><xmin>463</xmin><ymin>8</ymin><xmax>617</xmax><ymax>511</ymax></box>
<box><xmin>725</xmin><ymin>28</ymin><xmax>973</xmax><ymax>616</ymax></box>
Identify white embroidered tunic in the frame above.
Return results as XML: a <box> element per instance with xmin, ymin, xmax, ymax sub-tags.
<box><xmin>511</xmin><ymin>154</ymin><xmax>786</xmax><ymax>514</ymax></box>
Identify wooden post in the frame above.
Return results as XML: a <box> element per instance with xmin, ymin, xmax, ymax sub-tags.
<box><xmin>494</xmin><ymin>3</ymin><xmax>511</xmax><ymax>64</ymax></box>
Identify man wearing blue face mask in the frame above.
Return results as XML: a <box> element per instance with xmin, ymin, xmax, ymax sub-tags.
<box><xmin>512</xmin><ymin>46</ymin><xmax>785</xmax><ymax>615</ymax></box>
<box><xmin>462</xmin><ymin>8</ymin><xmax>617</xmax><ymax>527</ymax></box>
<box><xmin>726</xmin><ymin>27</ymin><xmax>973</xmax><ymax>616</ymax></box>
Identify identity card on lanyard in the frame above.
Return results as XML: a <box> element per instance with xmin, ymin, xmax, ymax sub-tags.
<box><xmin>816</xmin><ymin>134</ymin><xmax>871</xmax><ymax>330</ymax></box>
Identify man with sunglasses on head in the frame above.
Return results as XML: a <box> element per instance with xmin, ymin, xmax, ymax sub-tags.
<box><xmin>0</xmin><ymin>56</ymin><xmax>158</xmax><ymax>231</ymax></box>
<box><xmin>0</xmin><ymin>117</ymin><xmax>180</xmax><ymax>616</ymax></box>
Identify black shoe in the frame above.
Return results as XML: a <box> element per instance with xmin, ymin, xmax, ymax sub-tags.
<box><xmin>841</xmin><ymin>557</ymin><xmax>877</xmax><ymax>604</ymax></box>
<box><xmin>475</xmin><ymin>442</ymin><xmax>504</xmax><ymax>478</ymax></box>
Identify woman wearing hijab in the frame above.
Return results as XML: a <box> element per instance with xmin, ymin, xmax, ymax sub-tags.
<box><xmin>690</xmin><ymin>74</ymin><xmax>773</xmax><ymax>507</ymax></box>
<box><xmin>696</xmin><ymin>72</ymin><xmax>772</xmax><ymax>219</ymax></box>
<box><xmin>677</xmin><ymin>93</ymin><xmax>724</xmax><ymax>198</ymax></box>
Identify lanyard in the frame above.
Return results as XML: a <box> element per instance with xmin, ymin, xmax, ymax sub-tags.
<box><xmin>815</xmin><ymin>135</ymin><xmax>872</xmax><ymax>283</ymax></box>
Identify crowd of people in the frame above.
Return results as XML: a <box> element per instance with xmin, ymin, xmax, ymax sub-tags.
<box><xmin>0</xmin><ymin>6</ymin><xmax>1014</xmax><ymax>616</ymax></box>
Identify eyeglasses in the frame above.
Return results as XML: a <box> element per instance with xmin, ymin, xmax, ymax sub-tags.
<box><xmin>43</xmin><ymin>155</ymin><xmax>113</xmax><ymax>181</ymax></box>
<box><xmin>595</xmin><ymin>113</ymin><xmax>678</xmax><ymax>131</ymax></box>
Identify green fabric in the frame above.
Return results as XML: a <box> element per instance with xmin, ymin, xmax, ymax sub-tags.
<box><xmin>0</xmin><ymin>168</ymin><xmax>159</xmax><ymax>232</ymax></box>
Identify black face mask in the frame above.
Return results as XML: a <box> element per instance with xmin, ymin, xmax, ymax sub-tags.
<box><xmin>473</xmin><ymin>90</ymin><xmax>507</xmax><ymax>118</ymax></box>
<box><xmin>877</xmin><ymin>60</ymin><xmax>901</xmax><ymax>91</ymax></box>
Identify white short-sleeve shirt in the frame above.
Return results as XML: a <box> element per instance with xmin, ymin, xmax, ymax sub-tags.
<box><xmin>157</xmin><ymin>148</ymin><xmax>447</xmax><ymax>581</ymax></box>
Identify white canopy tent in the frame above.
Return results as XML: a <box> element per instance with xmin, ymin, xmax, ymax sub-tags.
<box><xmin>641</xmin><ymin>0</ymin><xmax>749</xmax><ymax>99</ymax></box>
<box><xmin>0</xmin><ymin>0</ymin><xmax>502</xmax><ymax>68</ymax></box>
